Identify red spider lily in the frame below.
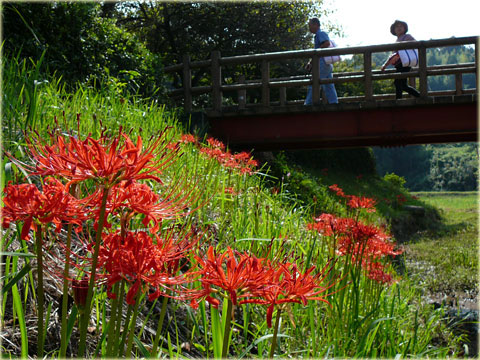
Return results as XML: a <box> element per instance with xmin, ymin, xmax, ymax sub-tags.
<box><xmin>328</xmin><ymin>184</ymin><xmax>347</xmax><ymax>198</ymax></box>
<box><xmin>2</xmin><ymin>178</ymin><xmax>85</xmax><ymax>240</ymax></box>
<box><xmin>98</xmin><ymin>230</ymin><xmax>197</xmax><ymax>305</ymax></box>
<box><xmin>243</xmin><ymin>262</ymin><xmax>336</xmax><ymax>328</ymax></box>
<box><xmin>191</xmin><ymin>246</ymin><xmax>269</xmax><ymax>307</ymax></box>
<box><xmin>206</xmin><ymin>137</ymin><xmax>226</xmax><ymax>150</ymax></box>
<box><xmin>224</xmin><ymin>187</ymin><xmax>238</xmax><ymax>195</ymax></box>
<box><xmin>365</xmin><ymin>262</ymin><xmax>395</xmax><ymax>284</ymax></box>
<box><xmin>86</xmin><ymin>179</ymin><xmax>196</xmax><ymax>232</ymax></box>
<box><xmin>396</xmin><ymin>194</ymin><xmax>407</xmax><ymax>205</ymax></box>
<box><xmin>21</xmin><ymin>128</ymin><xmax>178</xmax><ymax>189</ymax></box>
<box><xmin>179</xmin><ymin>134</ymin><xmax>198</xmax><ymax>144</ymax></box>
<box><xmin>307</xmin><ymin>213</ymin><xmax>402</xmax><ymax>283</ymax></box>
<box><xmin>307</xmin><ymin>213</ymin><xmax>355</xmax><ymax>237</ymax></box>
<box><xmin>334</xmin><ymin>218</ymin><xmax>401</xmax><ymax>260</ymax></box>
<box><xmin>199</xmin><ymin>139</ymin><xmax>258</xmax><ymax>175</ymax></box>
<box><xmin>346</xmin><ymin>195</ymin><xmax>376</xmax><ymax>212</ymax></box>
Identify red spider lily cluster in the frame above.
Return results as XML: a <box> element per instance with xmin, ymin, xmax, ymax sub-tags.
<box><xmin>23</xmin><ymin>127</ymin><xmax>176</xmax><ymax>188</ymax></box>
<box><xmin>200</xmin><ymin>138</ymin><xmax>258</xmax><ymax>174</ymax></box>
<box><xmin>190</xmin><ymin>246</ymin><xmax>336</xmax><ymax>327</ymax></box>
<box><xmin>309</xmin><ymin>185</ymin><xmax>402</xmax><ymax>284</ymax></box>
<box><xmin>396</xmin><ymin>194</ymin><xmax>407</xmax><ymax>206</ymax></box>
<box><xmin>173</xmin><ymin>134</ymin><xmax>259</xmax><ymax>175</ymax></box>
<box><xmin>2</xmin><ymin>127</ymin><xmax>199</xmax><ymax>303</ymax></box>
<box><xmin>329</xmin><ymin>184</ymin><xmax>377</xmax><ymax>212</ymax></box>
<box><xmin>1</xmin><ymin>123</ymin><xmax>342</xmax><ymax>357</ymax></box>
<box><xmin>98</xmin><ymin>230</ymin><xmax>199</xmax><ymax>304</ymax></box>
<box><xmin>2</xmin><ymin>177</ymin><xmax>85</xmax><ymax>240</ymax></box>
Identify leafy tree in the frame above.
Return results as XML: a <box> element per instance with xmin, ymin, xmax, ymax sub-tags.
<box><xmin>3</xmin><ymin>2</ymin><xmax>165</xmax><ymax>97</ymax></box>
<box><xmin>116</xmin><ymin>2</ymin><xmax>331</xmax><ymax>62</ymax></box>
<box><xmin>114</xmin><ymin>0</ymin><xmax>336</xmax><ymax>100</ymax></box>
<box><xmin>427</xmin><ymin>143</ymin><xmax>479</xmax><ymax>191</ymax></box>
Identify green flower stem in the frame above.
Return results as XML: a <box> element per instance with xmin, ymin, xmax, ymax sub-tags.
<box><xmin>118</xmin><ymin>299</ymin><xmax>134</xmax><ymax>357</ymax></box>
<box><xmin>59</xmin><ymin>221</ymin><xmax>74</xmax><ymax>358</ymax></box>
<box><xmin>35</xmin><ymin>226</ymin><xmax>45</xmax><ymax>358</ymax></box>
<box><xmin>221</xmin><ymin>299</ymin><xmax>234</xmax><ymax>359</ymax></box>
<box><xmin>106</xmin><ymin>282</ymin><xmax>120</xmax><ymax>357</ymax></box>
<box><xmin>269</xmin><ymin>307</ymin><xmax>282</xmax><ymax>358</ymax></box>
<box><xmin>114</xmin><ymin>281</ymin><xmax>126</xmax><ymax>352</ymax></box>
<box><xmin>77</xmin><ymin>186</ymin><xmax>110</xmax><ymax>357</ymax></box>
<box><xmin>150</xmin><ymin>294</ymin><xmax>169</xmax><ymax>357</ymax></box>
<box><xmin>125</xmin><ymin>290</ymin><xmax>142</xmax><ymax>357</ymax></box>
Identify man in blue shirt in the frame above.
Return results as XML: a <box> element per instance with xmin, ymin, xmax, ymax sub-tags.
<box><xmin>304</xmin><ymin>17</ymin><xmax>338</xmax><ymax>105</ymax></box>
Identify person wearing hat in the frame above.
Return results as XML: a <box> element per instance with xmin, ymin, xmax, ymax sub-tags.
<box><xmin>304</xmin><ymin>17</ymin><xmax>338</xmax><ymax>105</ymax></box>
<box><xmin>381</xmin><ymin>20</ymin><xmax>420</xmax><ymax>99</ymax></box>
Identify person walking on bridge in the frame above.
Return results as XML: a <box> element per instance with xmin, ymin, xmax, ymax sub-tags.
<box><xmin>381</xmin><ymin>20</ymin><xmax>421</xmax><ymax>99</ymax></box>
<box><xmin>304</xmin><ymin>17</ymin><xmax>338</xmax><ymax>105</ymax></box>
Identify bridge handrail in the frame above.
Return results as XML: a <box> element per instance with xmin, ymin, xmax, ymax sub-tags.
<box><xmin>164</xmin><ymin>36</ymin><xmax>478</xmax><ymax>111</ymax></box>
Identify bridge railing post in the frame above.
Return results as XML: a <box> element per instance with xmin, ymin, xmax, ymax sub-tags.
<box><xmin>211</xmin><ymin>51</ymin><xmax>222</xmax><ymax>112</ymax></box>
<box><xmin>364</xmin><ymin>51</ymin><xmax>373</xmax><ymax>101</ymax></box>
<box><xmin>475</xmin><ymin>39</ymin><xmax>479</xmax><ymax>83</ymax></box>
<box><xmin>279</xmin><ymin>87</ymin><xmax>287</xmax><ymax>106</ymax></box>
<box><xmin>262</xmin><ymin>59</ymin><xmax>270</xmax><ymax>107</ymax></box>
<box><xmin>182</xmin><ymin>55</ymin><xmax>192</xmax><ymax>112</ymax></box>
<box><xmin>418</xmin><ymin>45</ymin><xmax>428</xmax><ymax>98</ymax></box>
<box><xmin>311</xmin><ymin>55</ymin><xmax>320</xmax><ymax>105</ymax></box>
<box><xmin>455</xmin><ymin>73</ymin><xmax>463</xmax><ymax>95</ymax></box>
<box><xmin>238</xmin><ymin>74</ymin><xmax>246</xmax><ymax>109</ymax></box>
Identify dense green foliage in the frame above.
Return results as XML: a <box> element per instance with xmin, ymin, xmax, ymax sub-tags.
<box><xmin>3</xmin><ymin>3</ymin><xmax>165</xmax><ymax>98</ymax></box>
<box><xmin>373</xmin><ymin>143</ymin><xmax>479</xmax><ymax>191</ymax></box>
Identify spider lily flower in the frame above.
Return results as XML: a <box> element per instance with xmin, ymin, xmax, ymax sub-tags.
<box><xmin>346</xmin><ymin>195</ymin><xmax>377</xmax><ymax>212</ymax></box>
<box><xmin>243</xmin><ymin>261</ymin><xmax>336</xmax><ymax>328</ymax></box>
<box><xmin>98</xmin><ymin>230</ymin><xmax>196</xmax><ymax>305</ymax></box>
<box><xmin>328</xmin><ymin>184</ymin><xmax>347</xmax><ymax>198</ymax></box>
<box><xmin>86</xmin><ymin>180</ymin><xmax>197</xmax><ymax>233</ymax></box>
<box><xmin>192</xmin><ymin>246</ymin><xmax>269</xmax><ymax>307</ymax></box>
<box><xmin>2</xmin><ymin>178</ymin><xmax>86</xmax><ymax>240</ymax></box>
<box><xmin>22</xmin><ymin>128</ymin><xmax>179</xmax><ymax>189</ymax></box>
<box><xmin>199</xmin><ymin>138</ymin><xmax>258</xmax><ymax>175</ymax></box>
<box><xmin>365</xmin><ymin>262</ymin><xmax>395</xmax><ymax>284</ymax></box>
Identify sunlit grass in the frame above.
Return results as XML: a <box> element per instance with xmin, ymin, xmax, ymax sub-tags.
<box><xmin>406</xmin><ymin>192</ymin><xmax>478</xmax><ymax>293</ymax></box>
<box><xmin>0</xmin><ymin>53</ymin><xmax>469</xmax><ymax>358</ymax></box>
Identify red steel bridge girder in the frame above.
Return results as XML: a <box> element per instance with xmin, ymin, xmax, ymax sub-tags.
<box><xmin>209</xmin><ymin>101</ymin><xmax>478</xmax><ymax>151</ymax></box>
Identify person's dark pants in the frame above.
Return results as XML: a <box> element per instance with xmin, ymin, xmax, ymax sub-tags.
<box><xmin>394</xmin><ymin>66</ymin><xmax>420</xmax><ymax>99</ymax></box>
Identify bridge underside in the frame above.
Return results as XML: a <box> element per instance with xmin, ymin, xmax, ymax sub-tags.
<box><xmin>208</xmin><ymin>96</ymin><xmax>478</xmax><ymax>151</ymax></box>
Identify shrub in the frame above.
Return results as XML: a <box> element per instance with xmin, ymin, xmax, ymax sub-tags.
<box><xmin>383</xmin><ymin>173</ymin><xmax>406</xmax><ymax>190</ymax></box>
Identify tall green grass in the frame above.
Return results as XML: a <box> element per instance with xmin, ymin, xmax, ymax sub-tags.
<box><xmin>0</xmin><ymin>53</ymin><xmax>465</xmax><ymax>358</ymax></box>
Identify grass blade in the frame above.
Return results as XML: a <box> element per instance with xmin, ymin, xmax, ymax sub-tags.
<box><xmin>12</xmin><ymin>282</ymin><xmax>28</xmax><ymax>357</ymax></box>
<box><xmin>2</xmin><ymin>262</ymin><xmax>31</xmax><ymax>295</ymax></box>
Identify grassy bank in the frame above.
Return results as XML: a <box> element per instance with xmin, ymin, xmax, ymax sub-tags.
<box><xmin>0</xmin><ymin>53</ymin><xmax>468</xmax><ymax>358</ymax></box>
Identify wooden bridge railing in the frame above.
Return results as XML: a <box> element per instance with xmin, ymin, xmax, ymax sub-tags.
<box><xmin>164</xmin><ymin>36</ymin><xmax>478</xmax><ymax>113</ymax></box>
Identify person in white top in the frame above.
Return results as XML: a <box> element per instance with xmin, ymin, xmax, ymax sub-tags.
<box><xmin>381</xmin><ymin>20</ymin><xmax>420</xmax><ymax>99</ymax></box>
